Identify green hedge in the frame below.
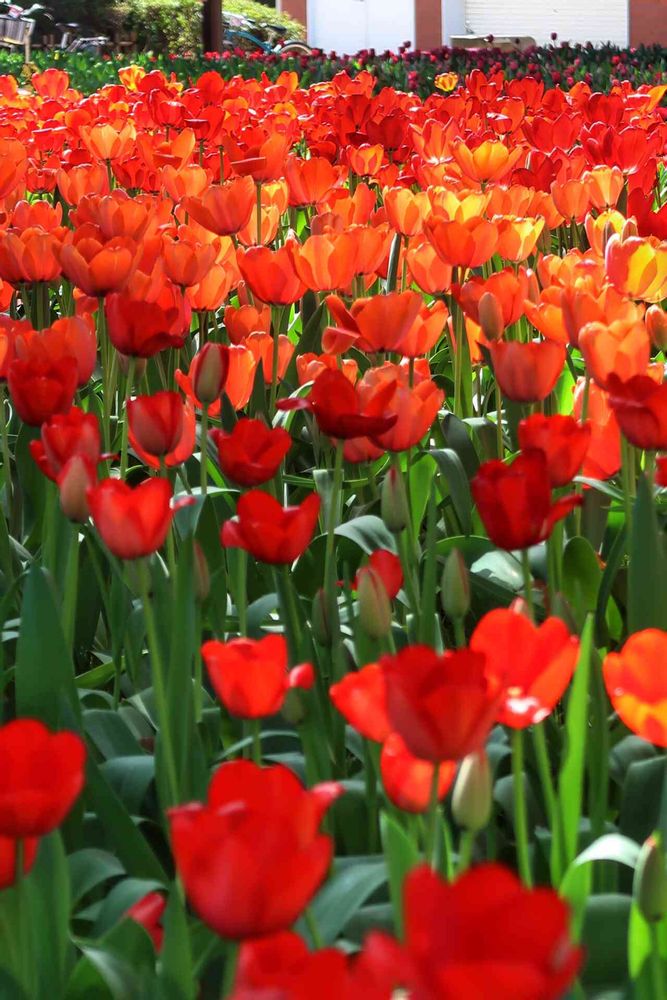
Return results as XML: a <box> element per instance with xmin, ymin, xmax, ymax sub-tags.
<box><xmin>110</xmin><ymin>0</ymin><xmax>304</xmax><ymax>51</ymax></box>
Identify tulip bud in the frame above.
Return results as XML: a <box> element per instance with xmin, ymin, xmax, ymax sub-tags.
<box><xmin>452</xmin><ymin>751</ymin><xmax>492</xmax><ymax>832</ymax></box>
<box><xmin>357</xmin><ymin>567</ymin><xmax>392</xmax><ymax>638</ymax></box>
<box><xmin>193</xmin><ymin>541</ymin><xmax>210</xmax><ymax>602</ymax></box>
<box><xmin>633</xmin><ymin>834</ymin><xmax>667</xmax><ymax>923</ymax></box>
<box><xmin>311</xmin><ymin>588</ymin><xmax>332</xmax><ymax>647</ymax></box>
<box><xmin>117</xmin><ymin>352</ymin><xmax>147</xmax><ymax>380</ymax></box>
<box><xmin>478</xmin><ymin>292</ymin><xmax>504</xmax><ymax>342</ymax></box>
<box><xmin>646</xmin><ymin>305</ymin><xmax>667</xmax><ymax>351</ymax></box>
<box><xmin>57</xmin><ymin>455</ymin><xmax>95</xmax><ymax>523</ymax></box>
<box><xmin>193</xmin><ymin>343</ymin><xmax>229</xmax><ymax>405</ymax></box>
<box><xmin>281</xmin><ymin>687</ymin><xmax>307</xmax><ymax>725</ymax></box>
<box><xmin>381</xmin><ymin>466</ymin><xmax>409</xmax><ymax>533</ymax></box>
<box><xmin>621</xmin><ymin>217</ymin><xmax>638</xmax><ymax>241</ymax></box>
<box><xmin>440</xmin><ymin>548</ymin><xmax>470</xmax><ymax>621</ymax></box>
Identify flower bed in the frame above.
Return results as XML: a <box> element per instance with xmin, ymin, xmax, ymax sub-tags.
<box><xmin>0</xmin><ymin>61</ymin><xmax>666</xmax><ymax>998</ymax></box>
<box><xmin>3</xmin><ymin>39</ymin><xmax>667</xmax><ymax>95</ymax></box>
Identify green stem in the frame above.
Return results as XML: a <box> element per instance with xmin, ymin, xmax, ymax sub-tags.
<box><xmin>62</xmin><ymin>524</ymin><xmax>80</xmax><ymax>650</ymax></box>
<box><xmin>621</xmin><ymin>436</ymin><xmax>634</xmax><ymax>536</ymax></box>
<box><xmin>0</xmin><ymin>383</ymin><xmax>13</xmax><ymax>526</ymax></box>
<box><xmin>324</xmin><ymin>442</ymin><xmax>344</xmax><ymax>600</ymax></box>
<box><xmin>495</xmin><ymin>381</ymin><xmax>504</xmax><ymax>458</ymax></box>
<box><xmin>255</xmin><ymin>181</ymin><xmax>262</xmax><ymax>246</ymax></box>
<box><xmin>221</xmin><ymin>941</ymin><xmax>239</xmax><ymax>998</ymax></box>
<box><xmin>119</xmin><ymin>356</ymin><xmax>136</xmax><ymax>480</ymax></box>
<box><xmin>457</xmin><ymin>829</ymin><xmax>475</xmax><ymax>876</ymax></box>
<box><xmin>268</xmin><ymin>306</ymin><xmax>283</xmax><ymax>417</ymax></box>
<box><xmin>533</xmin><ymin>723</ymin><xmax>557</xmax><ymax>832</ymax></box>
<box><xmin>650</xmin><ymin>922</ymin><xmax>666</xmax><ymax>1000</ymax></box>
<box><xmin>512</xmin><ymin>728</ymin><xmax>533</xmax><ymax>887</ymax></box>
<box><xmin>521</xmin><ymin>549</ymin><xmax>535</xmax><ymax>622</ymax></box>
<box><xmin>424</xmin><ymin>763</ymin><xmax>441</xmax><ymax>869</ymax></box>
<box><xmin>453</xmin><ymin>618</ymin><xmax>466</xmax><ymax>649</ymax></box>
<box><xmin>250</xmin><ymin>719</ymin><xmax>262</xmax><ymax>766</ymax></box>
<box><xmin>276</xmin><ymin>564</ymin><xmax>302</xmax><ymax>663</ymax></box>
<box><xmin>305</xmin><ymin>907</ymin><xmax>324</xmax><ymax>950</ymax></box>
<box><xmin>235</xmin><ymin>550</ymin><xmax>248</xmax><ymax>635</ymax></box>
<box><xmin>139</xmin><ymin>561</ymin><xmax>180</xmax><ymax>807</ymax></box>
<box><xmin>200</xmin><ymin>405</ymin><xmax>209</xmax><ymax>496</ymax></box>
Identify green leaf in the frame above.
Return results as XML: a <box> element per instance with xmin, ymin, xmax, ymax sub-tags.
<box><xmin>158</xmin><ymin>886</ymin><xmax>196</xmax><ymax>1000</ymax></box>
<box><xmin>300</xmin><ymin>857</ymin><xmax>387</xmax><ymax>945</ymax></box>
<box><xmin>66</xmin><ymin>921</ymin><xmax>155</xmax><ymax>1000</ymax></box>
<box><xmin>628</xmin><ymin>473</ymin><xmax>667</xmax><ymax>633</ymax></box>
<box><xmin>334</xmin><ymin>516</ymin><xmax>396</xmax><ymax>555</ymax></box>
<box><xmin>581</xmin><ymin>894</ymin><xmax>631</xmax><ymax>991</ymax></box>
<box><xmin>15</xmin><ymin>565</ymin><xmax>81</xmax><ymax>729</ymax></box>
<box><xmin>562</xmin><ymin>537</ymin><xmax>601</xmax><ymax>629</ymax></box>
<box><xmin>69</xmin><ymin>849</ymin><xmax>125</xmax><ymax>909</ymax></box>
<box><xmin>620</xmin><ymin>757</ymin><xmax>667</xmax><ymax>845</ymax></box>
<box><xmin>431</xmin><ymin>448</ymin><xmax>472</xmax><ymax>535</ymax></box>
<box><xmin>26</xmin><ymin>833</ymin><xmax>72</xmax><ymax>999</ymax></box>
<box><xmin>560</xmin><ymin>834</ymin><xmax>641</xmax><ymax>934</ymax></box>
<box><xmin>380</xmin><ymin>813</ymin><xmax>419</xmax><ymax>939</ymax></box>
<box><xmin>555</xmin><ymin>615</ymin><xmax>594</xmax><ymax>875</ymax></box>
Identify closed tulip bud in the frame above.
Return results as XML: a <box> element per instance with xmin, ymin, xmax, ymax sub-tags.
<box><xmin>357</xmin><ymin>567</ymin><xmax>392</xmax><ymax>638</ymax></box>
<box><xmin>117</xmin><ymin>352</ymin><xmax>147</xmax><ymax>380</ymax></box>
<box><xmin>381</xmin><ymin>466</ymin><xmax>409</xmax><ymax>533</ymax></box>
<box><xmin>311</xmin><ymin>588</ymin><xmax>332</xmax><ymax>647</ymax></box>
<box><xmin>452</xmin><ymin>751</ymin><xmax>492</xmax><ymax>832</ymax></box>
<box><xmin>621</xmin><ymin>217</ymin><xmax>638</xmax><ymax>241</ymax></box>
<box><xmin>478</xmin><ymin>292</ymin><xmax>504</xmax><ymax>342</ymax></box>
<box><xmin>193</xmin><ymin>343</ymin><xmax>229</xmax><ymax>405</ymax></box>
<box><xmin>193</xmin><ymin>541</ymin><xmax>210</xmax><ymax>603</ymax></box>
<box><xmin>633</xmin><ymin>834</ymin><xmax>667</xmax><ymax>923</ymax></box>
<box><xmin>281</xmin><ymin>687</ymin><xmax>306</xmax><ymax>725</ymax></box>
<box><xmin>646</xmin><ymin>305</ymin><xmax>667</xmax><ymax>351</ymax></box>
<box><xmin>440</xmin><ymin>548</ymin><xmax>470</xmax><ymax>621</ymax></box>
<box><xmin>57</xmin><ymin>455</ymin><xmax>96</xmax><ymax>523</ymax></box>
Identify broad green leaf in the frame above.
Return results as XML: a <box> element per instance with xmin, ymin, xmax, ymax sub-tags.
<box><xmin>380</xmin><ymin>813</ymin><xmax>419</xmax><ymax>939</ymax></box>
<box><xmin>562</xmin><ymin>537</ymin><xmax>601</xmax><ymax>629</ymax></box>
<box><xmin>334</xmin><ymin>516</ymin><xmax>396</xmax><ymax>555</ymax></box>
<box><xmin>555</xmin><ymin>615</ymin><xmax>594</xmax><ymax>876</ymax></box>
<box><xmin>299</xmin><ymin>857</ymin><xmax>387</xmax><ymax>945</ymax></box>
<box><xmin>560</xmin><ymin>834</ymin><xmax>641</xmax><ymax>934</ymax></box>
<box><xmin>628</xmin><ymin>473</ymin><xmax>667</xmax><ymax>633</ymax></box>
<box><xmin>15</xmin><ymin>565</ymin><xmax>81</xmax><ymax>729</ymax></box>
<box><xmin>158</xmin><ymin>886</ymin><xmax>196</xmax><ymax>1000</ymax></box>
<box><xmin>69</xmin><ymin>849</ymin><xmax>125</xmax><ymax>909</ymax></box>
<box><xmin>581</xmin><ymin>894</ymin><xmax>631</xmax><ymax>991</ymax></box>
<box><xmin>431</xmin><ymin>448</ymin><xmax>472</xmax><ymax>536</ymax></box>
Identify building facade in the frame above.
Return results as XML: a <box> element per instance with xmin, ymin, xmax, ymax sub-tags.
<box><xmin>278</xmin><ymin>0</ymin><xmax>667</xmax><ymax>52</ymax></box>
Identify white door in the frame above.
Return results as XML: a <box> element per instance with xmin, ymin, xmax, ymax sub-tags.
<box><xmin>308</xmin><ymin>0</ymin><xmax>415</xmax><ymax>54</ymax></box>
<box><xmin>463</xmin><ymin>0</ymin><xmax>628</xmax><ymax>47</ymax></box>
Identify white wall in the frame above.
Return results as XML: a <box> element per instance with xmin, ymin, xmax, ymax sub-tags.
<box><xmin>307</xmin><ymin>0</ymin><xmax>415</xmax><ymax>53</ymax></box>
<box><xmin>462</xmin><ymin>0</ymin><xmax>628</xmax><ymax>47</ymax></box>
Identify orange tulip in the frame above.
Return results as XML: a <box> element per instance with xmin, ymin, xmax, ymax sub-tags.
<box><xmin>578</xmin><ymin>319</ymin><xmax>650</xmax><ymax>389</ymax></box>
<box><xmin>356</xmin><ymin>362</ymin><xmax>445</xmax><ymax>451</ymax></box>
<box><xmin>603</xmin><ymin>630</ymin><xmax>667</xmax><ymax>747</ymax></box>
<box><xmin>605</xmin><ymin>234</ymin><xmax>667</xmax><ymax>303</ymax></box>
<box><xmin>0</xmin><ymin>138</ymin><xmax>27</xmax><ymax>200</ymax></box>
<box><xmin>246</xmin><ymin>331</ymin><xmax>293</xmax><ymax>385</ymax></box>
<box><xmin>56</xmin><ymin>164</ymin><xmax>110</xmax><ymax>205</ymax></box>
<box><xmin>160</xmin><ymin>164</ymin><xmax>209</xmax><ymax>202</ymax></box>
<box><xmin>59</xmin><ymin>226</ymin><xmax>139</xmax><ymax>298</ymax></box>
<box><xmin>584</xmin><ymin>209</ymin><xmax>625</xmax><ymax>257</ymax></box>
<box><xmin>284</xmin><ymin>155</ymin><xmax>337</xmax><ymax>206</ymax></box>
<box><xmin>490</xmin><ymin>339</ymin><xmax>566</xmax><ymax>402</ymax></box>
<box><xmin>493</xmin><ymin>216</ymin><xmax>544</xmax><ymax>262</ymax></box>
<box><xmin>573</xmin><ymin>378</ymin><xmax>621</xmax><ymax>480</ymax></box>
<box><xmin>383</xmin><ymin>188</ymin><xmax>429</xmax><ymax>237</ymax></box>
<box><xmin>224</xmin><ymin>304</ymin><xmax>272</xmax><ymax>345</ymax></box>
<box><xmin>286</xmin><ymin>233</ymin><xmax>357</xmax><ymax>293</ymax></box>
<box><xmin>0</xmin><ymin>229</ymin><xmax>62</xmax><ymax>284</ymax></box>
<box><xmin>80</xmin><ymin>122</ymin><xmax>136</xmax><ymax>161</ymax></box>
<box><xmin>296</xmin><ymin>353</ymin><xmax>358</xmax><ymax>386</ymax></box>
<box><xmin>551</xmin><ymin>178</ymin><xmax>591</xmax><ymax>222</ymax></box>
<box><xmin>71</xmin><ymin>191</ymin><xmax>153</xmax><ymax>242</ymax></box>
<box><xmin>405</xmin><ymin>238</ymin><xmax>452</xmax><ymax>294</ymax></box>
<box><xmin>584</xmin><ymin>165</ymin><xmax>624</xmax><ymax>210</ymax></box>
<box><xmin>237</xmin><ymin>246</ymin><xmax>306</xmax><ymax>305</ymax></box>
<box><xmin>162</xmin><ymin>226</ymin><xmax>218</xmax><ymax>287</ymax></box>
<box><xmin>523</xmin><ymin>288</ymin><xmax>569</xmax><ymax>344</ymax></box>
<box><xmin>345</xmin><ymin>144</ymin><xmax>384</xmax><ymax>177</ymax></box>
<box><xmin>424</xmin><ymin>216</ymin><xmax>498</xmax><ymax>270</ymax></box>
<box><xmin>451</xmin><ymin>139</ymin><xmax>523</xmax><ymax>184</ymax></box>
<box><xmin>458</xmin><ymin>268</ymin><xmax>528</xmax><ymax>330</ymax></box>
<box><xmin>184</xmin><ymin>176</ymin><xmax>256</xmax><ymax>237</ymax></box>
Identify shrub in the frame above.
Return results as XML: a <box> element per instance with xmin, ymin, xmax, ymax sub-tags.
<box><xmin>110</xmin><ymin>0</ymin><xmax>304</xmax><ymax>52</ymax></box>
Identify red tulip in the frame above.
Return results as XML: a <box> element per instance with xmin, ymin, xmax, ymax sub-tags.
<box><xmin>221</xmin><ymin>491</ymin><xmax>320</xmax><ymax>565</ymax></box>
<box><xmin>29</xmin><ymin>406</ymin><xmax>101</xmax><ymax>481</ymax></box>
<box><xmin>126</xmin><ymin>892</ymin><xmax>166</xmax><ymax>951</ymax></box>
<box><xmin>169</xmin><ymin>761</ymin><xmax>342</xmax><ymax>940</ymax></box>
<box><xmin>0</xmin><ymin>835</ymin><xmax>39</xmax><ymax>890</ymax></box>
<box><xmin>279</xmin><ymin>368</ymin><xmax>397</xmax><ymax>440</ymax></box>
<box><xmin>210</xmin><ymin>419</ymin><xmax>291</xmax><ymax>487</ymax></box>
<box><xmin>472</xmin><ymin>451</ymin><xmax>582</xmax><ymax>551</ymax></box>
<box><xmin>381</xmin><ymin>645</ymin><xmax>503</xmax><ymax>763</ymax></box>
<box><xmin>354</xmin><ymin>549</ymin><xmax>403</xmax><ymax>599</ymax></box>
<box><xmin>518</xmin><ymin>414</ymin><xmax>591</xmax><ymax>487</ymax></box>
<box><xmin>8</xmin><ymin>355</ymin><xmax>77</xmax><ymax>426</ymax></box>
<box><xmin>127</xmin><ymin>391</ymin><xmax>184</xmax><ymax>458</ymax></box>
<box><xmin>0</xmin><ymin>719</ymin><xmax>85</xmax><ymax>838</ymax></box>
<box><xmin>87</xmin><ymin>478</ymin><xmax>174</xmax><ymax>559</ymax></box>
<box><xmin>380</xmin><ymin>734</ymin><xmax>456</xmax><ymax>814</ymax></box>
<box><xmin>606</xmin><ymin>373</ymin><xmax>667</xmax><ymax>451</ymax></box>
<box><xmin>130</xmin><ymin>401</ymin><xmax>196</xmax><ymax>471</ymax></box>
<box><xmin>330</xmin><ymin>661</ymin><xmax>392</xmax><ymax>744</ymax></box>
<box><xmin>369</xmin><ymin>864</ymin><xmax>582</xmax><ymax>998</ymax></box>
<box><xmin>237</xmin><ymin>246</ymin><xmax>306</xmax><ymax>306</ymax></box>
<box><xmin>471</xmin><ymin>608</ymin><xmax>580</xmax><ymax>728</ymax></box>
<box><xmin>105</xmin><ymin>283</ymin><xmax>191</xmax><ymax>358</ymax></box>
<box><xmin>202</xmin><ymin>634</ymin><xmax>313</xmax><ymax>719</ymax></box>
<box><xmin>603</xmin><ymin>629</ymin><xmax>667</xmax><ymax>747</ymax></box>
<box><xmin>490</xmin><ymin>339</ymin><xmax>566</xmax><ymax>403</ymax></box>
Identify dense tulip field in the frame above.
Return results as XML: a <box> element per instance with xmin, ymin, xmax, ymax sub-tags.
<box><xmin>1</xmin><ymin>60</ymin><xmax>667</xmax><ymax>998</ymax></box>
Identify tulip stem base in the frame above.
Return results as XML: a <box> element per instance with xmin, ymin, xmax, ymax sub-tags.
<box><xmin>425</xmin><ymin>764</ymin><xmax>441</xmax><ymax>869</ymax></box>
<box><xmin>200</xmin><ymin>405</ymin><xmax>209</xmax><ymax>497</ymax></box>
<box><xmin>650</xmin><ymin>923</ymin><xmax>666</xmax><ymax>1000</ymax></box>
<box><xmin>457</xmin><ymin>829</ymin><xmax>475</xmax><ymax>876</ymax></box>
<box><xmin>521</xmin><ymin>549</ymin><xmax>535</xmax><ymax>623</ymax></box>
<box><xmin>512</xmin><ymin>728</ymin><xmax>533</xmax><ymax>887</ymax></box>
<box><xmin>221</xmin><ymin>941</ymin><xmax>239</xmax><ymax>997</ymax></box>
